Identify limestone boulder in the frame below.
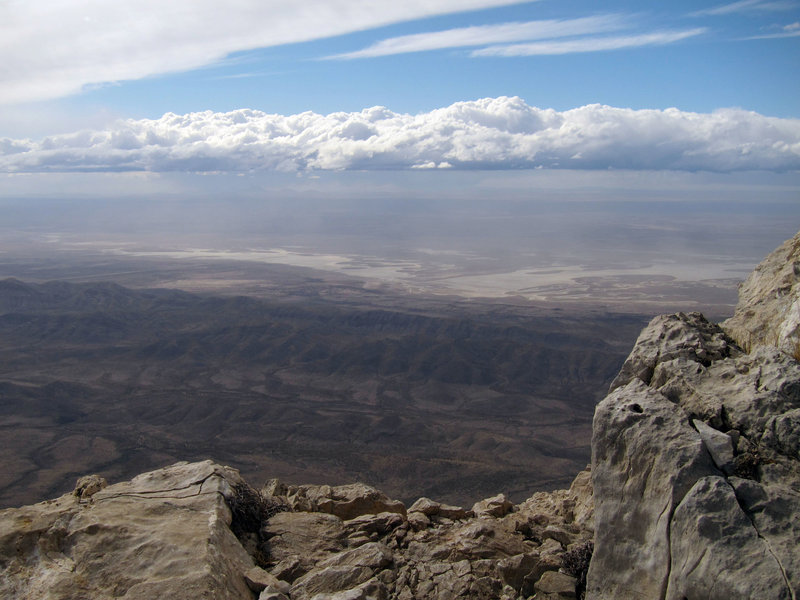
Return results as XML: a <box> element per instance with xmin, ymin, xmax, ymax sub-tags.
<box><xmin>566</xmin><ymin>467</ymin><xmax>594</xmax><ymax>530</ymax></box>
<box><xmin>496</xmin><ymin>552</ymin><xmax>540</xmax><ymax>589</ymax></box>
<box><xmin>693</xmin><ymin>419</ymin><xmax>735</xmax><ymax>474</ymax></box>
<box><xmin>289</xmin><ymin>483</ymin><xmax>406</xmax><ymax>520</ymax></box>
<box><xmin>406</xmin><ymin>511</ymin><xmax>430</xmax><ymax>531</ymax></box>
<box><xmin>408</xmin><ymin>497</ymin><xmax>471</xmax><ymax>520</ymax></box>
<box><xmin>315</xmin><ymin>541</ymin><xmax>393</xmax><ymax>571</ymax></box>
<box><xmin>609</xmin><ymin>311</ymin><xmax>740</xmax><ymax>391</ymax></box>
<box><xmin>290</xmin><ymin>542</ymin><xmax>393</xmax><ymax>600</ymax></box>
<box><xmin>308</xmin><ymin>577</ymin><xmax>388</xmax><ymax>600</ymax></box>
<box><xmin>471</xmin><ymin>493</ymin><xmax>513</xmax><ymax>518</ymax></box>
<box><xmin>586</xmin><ymin>379</ymin><xmax>717</xmax><ymax>599</ymax></box>
<box><xmin>535</xmin><ymin>570</ymin><xmax>577</xmax><ymax>599</ymax></box>
<box><xmin>666</xmin><ymin>476</ymin><xmax>793</xmax><ymax>599</ymax></box>
<box><xmin>291</xmin><ymin>565</ymin><xmax>376</xmax><ymax>600</ymax></box>
<box><xmin>72</xmin><ymin>474</ymin><xmax>107</xmax><ymax>501</ymax></box>
<box><xmin>0</xmin><ymin>460</ymin><xmax>264</xmax><ymax>600</ymax></box>
<box><xmin>262</xmin><ymin>511</ymin><xmax>348</xmax><ymax>580</ymax></box>
<box><xmin>723</xmin><ymin>230</ymin><xmax>800</xmax><ymax>359</ymax></box>
<box><xmin>343</xmin><ymin>512</ymin><xmax>404</xmax><ymax>540</ymax></box>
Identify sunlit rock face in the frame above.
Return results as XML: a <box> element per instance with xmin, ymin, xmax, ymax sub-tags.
<box><xmin>723</xmin><ymin>230</ymin><xmax>800</xmax><ymax>360</ymax></box>
<box><xmin>0</xmin><ymin>461</ymin><xmax>267</xmax><ymax>600</ymax></box>
<box><xmin>587</xmin><ymin>231</ymin><xmax>800</xmax><ymax>600</ymax></box>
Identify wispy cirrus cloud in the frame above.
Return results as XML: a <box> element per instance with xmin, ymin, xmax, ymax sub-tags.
<box><xmin>472</xmin><ymin>28</ymin><xmax>707</xmax><ymax>57</ymax></box>
<box><xmin>690</xmin><ymin>0</ymin><xmax>797</xmax><ymax>16</ymax></box>
<box><xmin>326</xmin><ymin>15</ymin><xmax>629</xmax><ymax>59</ymax></box>
<box><xmin>328</xmin><ymin>13</ymin><xmax>707</xmax><ymax>61</ymax></box>
<box><xmin>0</xmin><ymin>0</ymin><xmax>530</xmax><ymax>105</ymax></box>
<box><xmin>745</xmin><ymin>20</ymin><xmax>800</xmax><ymax>37</ymax></box>
<box><xmin>2</xmin><ymin>97</ymin><xmax>798</xmax><ymax>174</ymax></box>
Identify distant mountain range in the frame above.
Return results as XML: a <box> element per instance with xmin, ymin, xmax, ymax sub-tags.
<box><xmin>0</xmin><ymin>277</ymin><xmax>645</xmax><ymax>507</ymax></box>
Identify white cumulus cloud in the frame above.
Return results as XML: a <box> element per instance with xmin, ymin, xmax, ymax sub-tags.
<box><xmin>2</xmin><ymin>98</ymin><xmax>799</xmax><ymax>173</ymax></box>
<box><xmin>0</xmin><ymin>0</ymin><xmax>529</xmax><ymax>104</ymax></box>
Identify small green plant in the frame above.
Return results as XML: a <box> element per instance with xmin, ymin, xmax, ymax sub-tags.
<box><xmin>562</xmin><ymin>540</ymin><xmax>594</xmax><ymax>600</ymax></box>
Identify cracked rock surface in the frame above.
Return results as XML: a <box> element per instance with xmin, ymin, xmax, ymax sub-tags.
<box><xmin>587</xmin><ymin>232</ymin><xmax>800</xmax><ymax>600</ymax></box>
<box><xmin>723</xmin><ymin>229</ymin><xmax>800</xmax><ymax>360</ymax></box>
<box><xmin>0</xmin><ymin>460</ymin><xmax>266</xmax><ymax>599</ymax></box>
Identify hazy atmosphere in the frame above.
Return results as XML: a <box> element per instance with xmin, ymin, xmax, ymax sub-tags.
<box><xmin>2</xmin><ymin>0</ymin><xmax>798</xmax><ymax>306</ymax></box>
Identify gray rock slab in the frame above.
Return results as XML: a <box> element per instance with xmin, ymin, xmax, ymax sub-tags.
<box><xmin>609</xmin><ymin>312</ymin><xmax>739</xmax><ymax>392</ymax></box>
<box><xmin>0</xmin><ymin>460</ymin><xmax>258</xmax><ymax>600</ymax></box>
<box><xmin>666</xmin><ymin>476</ymin><xmax>792</xmax><ymax>599</ymax></box>
<box><xmin>586</xmin><ymin>380</ymin><xmax>717</xmax><ymax>600</ymax></box>
<box><xmin>693</xmin><ymin>419</ymin><xmax>736</xmax><ymax>474</ymax></box>
<box><xmin>723</xmin><ymin>230</ymin><xmax>800</xmax><ymax>359</ymax></box>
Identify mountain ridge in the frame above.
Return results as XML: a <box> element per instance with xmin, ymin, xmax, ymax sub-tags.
<box><xmin>0</xmin><ymin>277</ymin><xmax>644</xmax><ymax>508</ymax></box>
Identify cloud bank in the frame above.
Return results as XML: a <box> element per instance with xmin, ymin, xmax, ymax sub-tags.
<box><xmin>0</xmin><ymin>0</ymin><xmax>528</xmax><ymax>104</ymax></box>
<box><xmin>2</xmin><ymin>97</ymin><xmax>798</xmax><ymax>173</ymax></box>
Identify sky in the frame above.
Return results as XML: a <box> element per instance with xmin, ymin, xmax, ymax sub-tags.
<box><xmin>0</xmin><ymin>0</ymin><xmax>799</xmax><ymax>298</ymax></box>
<box><xmin>0</xmin><ymin>0</ymin><xmax>798</xmax><ymax>173</ymax></box>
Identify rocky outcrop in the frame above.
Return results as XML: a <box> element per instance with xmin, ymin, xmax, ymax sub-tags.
<box><xmin>587</xmin><ymin>231</ymin><xmax>800</xmax><ymax>599</ymax></box>
<box><xmin>0</xmin><ymin>458</ymin><xmax>594</xmax><ymax>599</ymax></box>
<box><xmin>0</xmin><ymin>460</ymin><xmax>284</xmax><ymax>599</ymax></box>
<box><xmin>723</xmin><ymin>230</ymin><xmax>800</xmax><ymax>359</ymax></box>
<box><xmin>260</xmin><ymin>470</ymin><xmax>593</xmax><ymax>600</ymax></box>
<box><xmin>281</xmin><ymin>482</ymin><xmax>406</xmax><ymax>520</ymax></box>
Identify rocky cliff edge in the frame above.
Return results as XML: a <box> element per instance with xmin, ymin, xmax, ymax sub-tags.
<box><xmin>2</xmin><ymin>232</ymin><xmax>800</xmax><ymax>600</ymax></box>
<box><xmin>587</xmin><ymin>230</ymin><xmax>800</xmax><ymax>600</ymax></box>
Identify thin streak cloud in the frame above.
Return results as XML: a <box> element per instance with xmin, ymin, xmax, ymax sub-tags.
<box><xmin>326</xmin><ymin>15</ymin><xmax>628</xmax><ymax>59</ymax></box>
<box><xmin>471</xmin><ymin>29</ymin><xmax>707</xmax><ymax>57</ymax></box>
<box><xmin>691</xmin><ymin>0</ymin><xmax>797</xmax><ymax>16</ymax></box>
<box><xmin>745</xmin><ymin>29</ymin><xmax>800</xmax><ymax>37</ymax></box>
<box><xmin>745</xmin><ymin>21</ymin><xmax>800</xmax><ymax>36</ymax></box>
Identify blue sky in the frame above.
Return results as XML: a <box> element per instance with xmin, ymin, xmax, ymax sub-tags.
<box><xmin>3</xmin><ymin>1</ymin><xmax>800</xmax><ymax>120</ymax></box>
<box><xmin>71</xmin><ymin>0</ymin><xmax>800</xmax><ymax>120</ymax></box>
<box><xmin>0</xmin><ymin>0</ymin><xmax>798</xmax><ymax>178</ymax></box>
